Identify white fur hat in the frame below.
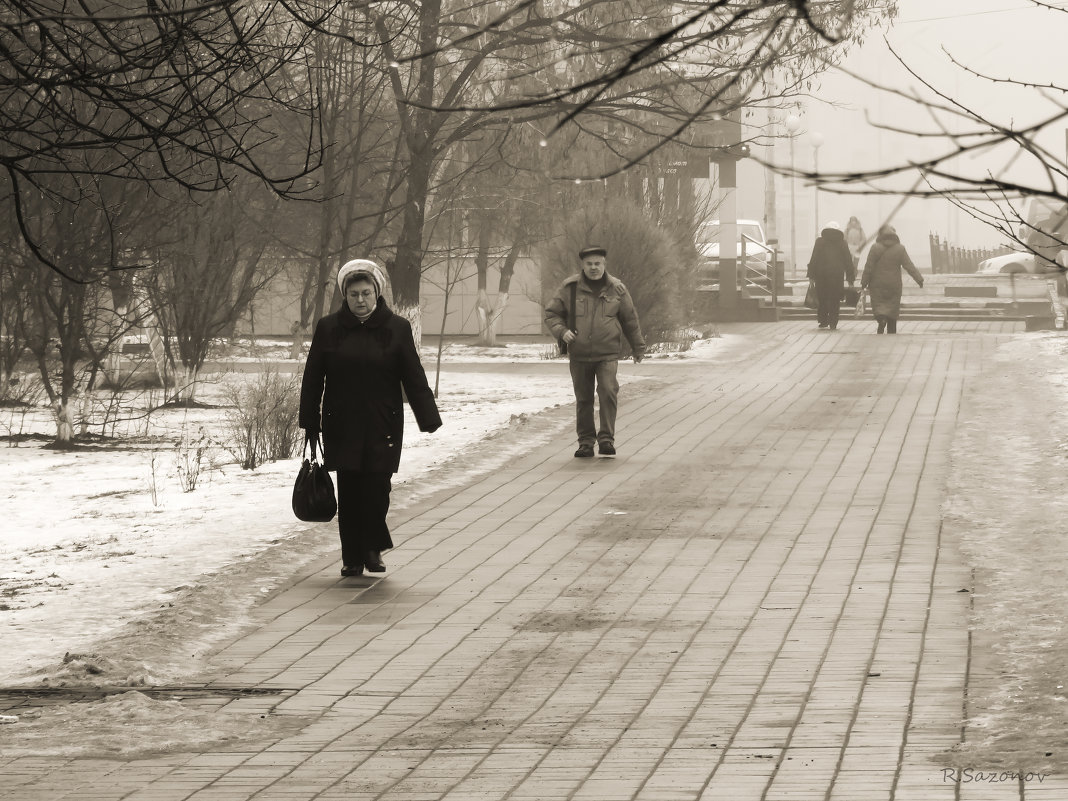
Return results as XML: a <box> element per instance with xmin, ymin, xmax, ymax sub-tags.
<box><xmin>337</xmin><ymin>259</ymin><xmax>386</xmax><ymax>297</ymax></box>
<box><xmin>823</xmin><ymin>220</ymin><xmax>842</xmax><ymax>231</ymax></box>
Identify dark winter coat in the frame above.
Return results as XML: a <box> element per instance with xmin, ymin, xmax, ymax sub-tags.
<box><xmin>544</xmin><ymin>273</ymin><xmax>646</xmax><ymax>363</ymax></box>
<box><xmin>299</xmin><ymin>300</ymin><xmax>441</xmax><ymax>473</ymax></box>
<box><xmin>807</xmin><ymin>227</ymin><xmax>856</xmax><ymax>290</ymax></box>
<box><xmin>860</xmin><ymin>231</ymin><xmax>924</xmax><ymax>319</ymax></box>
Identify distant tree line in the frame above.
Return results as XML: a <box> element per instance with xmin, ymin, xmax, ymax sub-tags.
<box><xmin>0</xmin><ymin>0</ymin><xmax>895</xmax><ymax>445</ymax></box>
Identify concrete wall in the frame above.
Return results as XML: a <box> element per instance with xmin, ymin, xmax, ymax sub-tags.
<box><xmin>235</xmin><ymin>256</ymin><xmax>548</xmax><ymax>339</ymax></box>
<box><xmin>420</xmin><ymin>256</ymin><xmax>546</xmax><ymax>338</ymax></box>
<box><xmin>238</xmin><ymin>260</ymin><xmax>309</xmax><ymax>338</ymax></box>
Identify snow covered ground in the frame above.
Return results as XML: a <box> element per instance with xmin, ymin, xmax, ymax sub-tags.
<box><xmin>940</xmin><ymin>332</ymin><xmax>1068</xmax><ymax>773</ymax></box>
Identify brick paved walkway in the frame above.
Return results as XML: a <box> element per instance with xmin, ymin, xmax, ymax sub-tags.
<box><xmin>4</xmin><ymin>320</ymin><xmax>1062</xmax><ymax>800</ymax></box>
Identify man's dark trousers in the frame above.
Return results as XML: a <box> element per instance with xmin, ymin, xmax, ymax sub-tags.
<box><xmin>569</xmin><ymin>359</ymin><xmax>619</xmax><ymax>446</ymax></box>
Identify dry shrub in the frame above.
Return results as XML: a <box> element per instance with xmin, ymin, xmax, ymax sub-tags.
<box><xmin>223</xmin><ymin>367</ymin><xmax>301</xmax><ymax>469</ymax></box>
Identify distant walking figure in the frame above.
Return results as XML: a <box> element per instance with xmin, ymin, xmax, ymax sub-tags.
<box><xmin>860</xmin><ymin>225</ymin><xmax>924</xmax><ymax>334</ymax></box>
<box><xmin>300</xmin><ymin>260</ymin><xmax>442</xmax><ymax>577</ymax></box>
<box><xmin>844</xmin><ymin>216</ymin><xmax>866</xmax><ymax>269</ymax></box>
<box><xmin>807</xmin><ymin>221</ymin><xmax>855</xmax><ymax>331</ymax></box>
<box><xmin>544</xmin><ymin>245</ymin><xmax>645</xmax><ymax>458</ymax></box>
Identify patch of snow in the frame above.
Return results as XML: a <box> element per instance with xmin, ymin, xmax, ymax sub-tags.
<box><xmin>0</xmin><ymin>367</ymin><xmax>582</xmax><ymax>685</ymax></box>
<box><xmin>0</xmin><ymin>689</ymin><xmax>309</xmax><ymax>758</ymax></box>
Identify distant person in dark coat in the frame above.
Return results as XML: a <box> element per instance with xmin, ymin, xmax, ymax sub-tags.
<box><xmin>300</xmin><ymin>260</ymin><xmax>442</xmax><ymax>577</ymax></box>
<box><xmin>807</xmin><ymin>221</ymin><xmax>856</xmax><ymax>331</ymax></box>
<box><xmin>860</xmin><ymin>225</ymin><xmax>924</xmax><ymax>334</ymax></box>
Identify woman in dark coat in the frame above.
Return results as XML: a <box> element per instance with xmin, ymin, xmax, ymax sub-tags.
<box><xmin>860</xmin><ymin>225</ymin><xmax>924</xmax><ymax>334</ymax></box>
<box><xmin>300</xmin><ymin>260</ymin><xmax>441</xmax><ymax>577</ymax></box>
<box><xmin>807</xmin><ymin>221</ymin><xmax>856</xmax><ymax>330</ymax></box>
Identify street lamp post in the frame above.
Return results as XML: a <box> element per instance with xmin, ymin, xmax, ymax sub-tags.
<box><xmin>784</xmin><ymin>114</ymin><xmax>801</xmax><ymax>276</ymax></box>
<box><xmin>810</xmin><ymin>131</ymin><xmax>825</xmax><ymax>235</ymax></box>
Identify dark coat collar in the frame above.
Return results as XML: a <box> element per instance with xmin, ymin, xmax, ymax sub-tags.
<box><xmin>566</xmin><ymin>272</ymin><xmax>623</xmax><ymax>296</ymax></box>
<box><xmin>338</xmin><ymin>298</ymin><xmax>392</xmax><ymax>329</ymax></box>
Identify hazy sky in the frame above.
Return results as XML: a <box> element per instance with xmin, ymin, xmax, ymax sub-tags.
<box><xmin>749</xmin><ymin>0</ymin><xmax>1067</xmax><ymax>263</ymax></box>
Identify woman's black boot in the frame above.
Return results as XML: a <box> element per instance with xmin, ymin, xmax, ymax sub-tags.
<box><xmin>364</xmin><ymin>551</ymin><xmax>386</xmax><ymax>572</ymax></box>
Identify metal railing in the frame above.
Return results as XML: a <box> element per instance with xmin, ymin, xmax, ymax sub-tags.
<box><xmin>739</xmin><ymin>234</ymin><xmax>776</xmax><ymax>305</ymax></box>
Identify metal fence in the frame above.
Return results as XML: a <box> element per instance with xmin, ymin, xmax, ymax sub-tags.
<box><xmin>928</xmin><ymin>233</ymin><xmax>1013</xmax><ymax>273</ymax></box>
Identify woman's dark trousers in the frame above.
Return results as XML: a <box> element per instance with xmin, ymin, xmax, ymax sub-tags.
<box><xmin>336</xmin><ymin>471</ymin><xmax>393</xmax><ymax>567</ymax></box>
<box><xmin>875</xmin><ymin>315</ymin><xmax>898</xmax><ymax>334</ymax></box>
<box><xmin>815</xmin><ymin>278</ymin><xmax>842</xmax><ymax>328</ymax></box>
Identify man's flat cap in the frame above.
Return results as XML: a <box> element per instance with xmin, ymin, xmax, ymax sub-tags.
<box><xmin>578</xmin><ymin>246</ymin><xmax>607</xmax><ymax>259</ymax></box>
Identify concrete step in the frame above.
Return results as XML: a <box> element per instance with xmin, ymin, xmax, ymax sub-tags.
<box><xmin>778</xmin><ymin>298</ymin><xmax>1051</xmax><ymax>311</ymax></box>
<box><xmin>779</xmin><ymin>307</ymin><xmax>1054</xmax><ymax>325</ymax></box>
<box><xmin>783</xmin><ymin>311</ymin><xmax>1026</xmax><ymax>322</ymax></box>
<box><xmin>693</xmin><ymin>292</ymin><xmax>780</xmax><ymax>323</ymax></box>
<box><xmin>779</xmin><ymin>300</ymin><xmax>1052</xmax><ymax>319</ymax></box>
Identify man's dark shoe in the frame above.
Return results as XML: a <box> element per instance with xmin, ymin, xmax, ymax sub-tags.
<box><xmin>574</xmin><ymin>444</ymin><xmax>595</xmax><ymax>458</ymax></box>
<box><xmin>364</xmin><ymin>551</ymin><xmax>386</xmax><ymax>572</ymax></box>
<box><xmin>341</xmin><ymin>564</ymin><xmax>363</xmax><ymax>577</ymax></box>
<box><xmin>598</xmin><ymin>441</ymin><xmax>616</xmax><ymax>456</ymax></box>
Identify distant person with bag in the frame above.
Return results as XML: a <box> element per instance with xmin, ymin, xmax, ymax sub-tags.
<box><xmin>860</xmin><ymin>225</ymin><xmax>924</xmax><ymax>334</ymax></box>
<box><xmin>299</xmin><ymin>260</ymin><xmax>441</xmax><ymax>577</ymax></box>
<box><xmin>544</xmin><ymin>245</ymin><xmax>645</xmax><ymax>458</ymax></box>
<box><xmin>807</xmin><ymin>220</ymin><xmax>856</xmax><ymax>331</ymax></box>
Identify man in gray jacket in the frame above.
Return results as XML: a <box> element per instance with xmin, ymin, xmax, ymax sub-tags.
<box><xmin>545</xmin><ymin>245</ymin><xmax>646</xmax><ymax>457</ymax></box>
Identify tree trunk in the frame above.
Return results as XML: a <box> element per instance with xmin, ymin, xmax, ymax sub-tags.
<box><xmin>475</xmin><ymin>287</ymin><xmax>492</xmax><ymax>345</ymax></box>
<box><xmin>394</xmin><ymin>303</ymin><xmax>422</xmax><ymax>352</ymax></box>
<box><xmin>387</xmin><ymin>0</ymin><xmax>440</xmax><ymax>313</ymax></box>
<box><xmin>486</xmin><ymin>292</ymin><xmax>510</xmax><ymax>347</ymax></box>
<box><xmin>474</xmin><ymin>220</ymin><xmax>493</xmax><ymax>345</ymax></box>
<box><xmin>146</xmin><ymin>321</ymin><xmax>168</xmax><ymax>387</ymax></box>
<box><xmin>173</xmin><ymin>364</ymin><xmax>200</xmax><ymax>404</ymax></box>
<box><xmin>52</xmin><ymin>399</ymin><xmax>75</xmax><ymax>448</ymax></box>
<box><xmin>392</xmin><ymin>150</ymin><xmax>432</xmax><ymax>310</ymax></box>
<box><xmin>484</xmin><ymin>240</ymin><xmax>521</xmax><ymax>346</ymax></box>
<box><xmin>78</xmin><ymin>393</ymin><xmax>92</xmax><ymax>438</ymax></box>
<box><xmin>289</xmin><ymin>324</ymin><xmax>304</xmax><ymax>361</ymax></box>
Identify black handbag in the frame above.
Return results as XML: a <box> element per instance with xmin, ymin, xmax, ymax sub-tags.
<box><xmin>803</xmin><ymin>282</ymin><xmax>818</xmax><ymax>309</ymax></box>
<box><xmin>292</xmin><ymin>435</ymin><xmax>337</xmax><ymax>522</ymax></box>
<box><xmin>843</xmin><ymin>286</ymin><xmax>860</xmax><ymax>306</ymax></box>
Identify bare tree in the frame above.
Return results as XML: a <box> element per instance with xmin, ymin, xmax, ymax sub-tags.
<box><xmin>3</xmin><ymin>0</ymin><xmax>894</xmax><ymax>307</ymax></box>
<box><xmin>0</xmin><ymin>0</ymin><xmax>320</xmax><ymax>283</ymax></box>
<box><xmin>142</xmin><ymin>182</ymin><xmax>281</xmax><ymax>404</ymax></box>
<box><xmin>8</xmin><ymin>180</ymin><xmax>146</xmax><ymax>446</ymax></box>
<box><xmin>405</xmin><ymin>2</ymin><xmax>896</xmax><ymax>170</ymax></box>
<box><xmin>0</xmin><ymin>248</ymin><xmax>34</xmax><ymax>404</ymax></box>
<box><xmin>354</xmin><ymin>0</ymin><xmax>894</xmax><ymax>333</ymax></box>
<box><xmin>278</xmin><ymin>6</ymin><xmax>407</xmax><ymax>358</ymax></box>
<box><xmin>763</xmin><ymin>1</ymin><xmax>1068</xmax><ymax>261</ymax></box>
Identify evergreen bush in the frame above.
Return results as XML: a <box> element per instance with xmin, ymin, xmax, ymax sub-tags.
<box><xmin>540</xmin><ymin>199</ymin><xmax>694</xmax><ymax>344</ymax></box>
